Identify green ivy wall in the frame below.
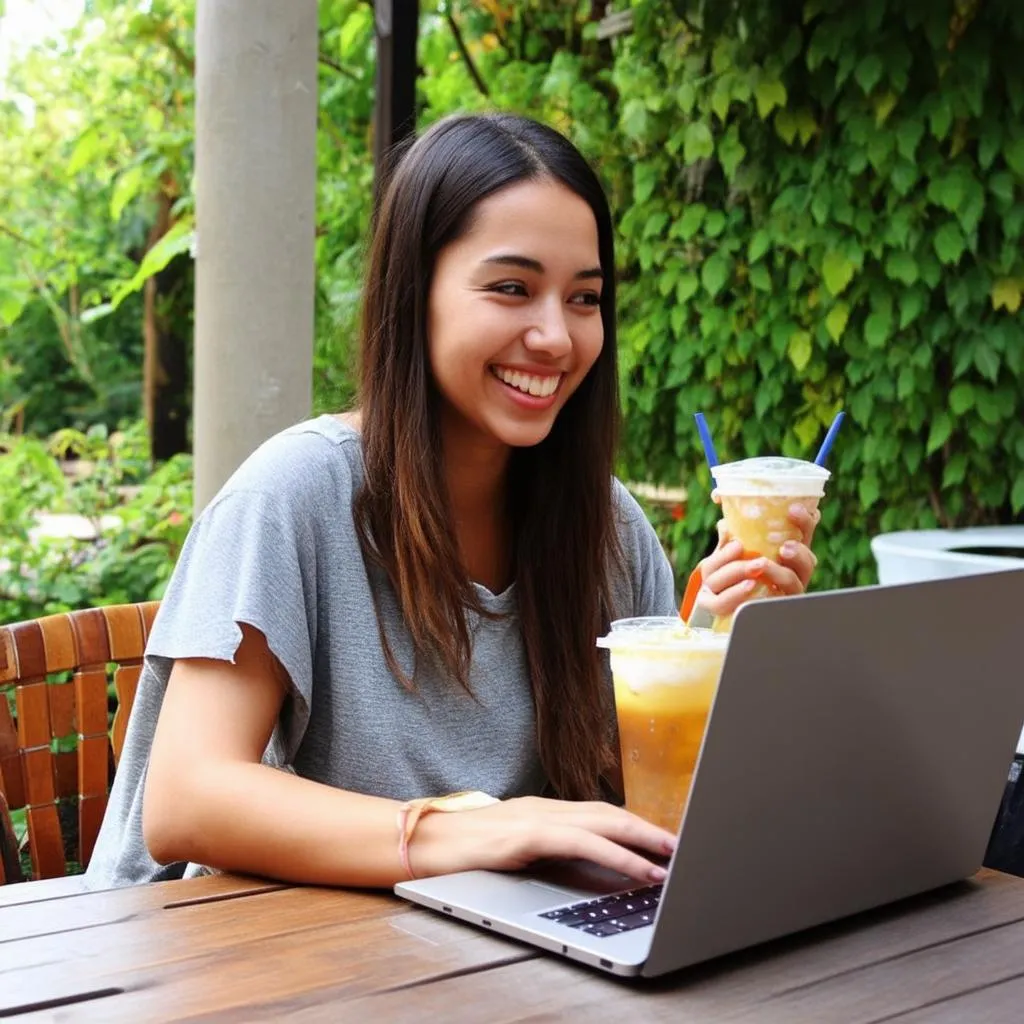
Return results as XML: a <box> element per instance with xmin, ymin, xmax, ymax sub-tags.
<box><xmin>601</xmin><ymin>0</ymin><xmax>1024</xmax><ymax>591</ymax></box>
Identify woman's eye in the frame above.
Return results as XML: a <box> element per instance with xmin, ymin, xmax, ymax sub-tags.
<box><xmin>490</xmin><ymin>281</ymin><xmax>528</xmax><ymax>297</ymax></box>
<box><xmin>571</xmin><ymin>291</ymin><xmax>601</xmax><ymax>307</ymax></box>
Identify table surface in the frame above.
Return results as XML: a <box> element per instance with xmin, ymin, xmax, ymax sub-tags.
<box><xmin>5</xmin><ymin>867</ymin><xmax>1024</xmax><ymax>1023</ymax></box>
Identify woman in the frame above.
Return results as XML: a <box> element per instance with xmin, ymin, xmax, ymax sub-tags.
<box><xmin>86</xmin><ymin>113</ymin><xmax>818</xmax><ymax>890</ymax></box>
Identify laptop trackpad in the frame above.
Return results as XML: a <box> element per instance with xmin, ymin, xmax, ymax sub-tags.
<box><xmin>525</xmin><ymin>860</ymin><xmax>637</xmax><ymax>900</ymax></box>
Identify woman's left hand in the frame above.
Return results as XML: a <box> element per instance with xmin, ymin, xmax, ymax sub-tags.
<box><xmin>696</xmin><ymin>501</ymin><xmax>821</xmax><ymax>619</ymax></box>
<box><xmin>777</xmin><ymin>502</ymin><xmax>820</xmax><ymax>588</ymax></box>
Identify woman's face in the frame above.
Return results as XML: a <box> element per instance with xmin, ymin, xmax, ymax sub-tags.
<box><xmin>427</xmin><ymin>178</ymin><xmax>605</xmax><ymax>452</ymax></box>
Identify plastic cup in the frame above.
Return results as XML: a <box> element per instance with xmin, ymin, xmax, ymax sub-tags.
<box><xmin>597</xmin><ymin>617</ymin><xmax>730</xmax><ymax>833</ymax></box>
<box><xmin>708</xmin><ymin>456</ymin><xmax>831</xmax><ymax>630</ymax></box>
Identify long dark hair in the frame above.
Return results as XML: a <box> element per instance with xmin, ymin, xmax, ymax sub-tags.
<box><xmin>355</xmin><ymin>112</ymin><xmax>621</xmax><ymax>801</ymax></box>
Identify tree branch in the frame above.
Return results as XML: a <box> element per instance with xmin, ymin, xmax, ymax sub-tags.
<box><xmin>146</xmin><ymin>21</ymin><xmax>195</xmax><ymax>76</ymax></box>
<box><xmin>318</xmin><ymin>108</ymin><xmax>346</xmax><ymax>151</ymax></box>
<box><xmin>479</xmin><ymin>0</ymin><xmax>511</xmax><ymax>51</ymax></box>
<box><xmin>927</xmin><ymin>483</ymin><xmax>951</xmax><ymax>529</ymax></box>
<box><xmin>0</xmin><ymin>222</ymin><xmax>38</xmax><ymax>247</ymax></box>
<box><xmin>669</xmin><ymin>1</ymin><xmax>702</xmax><ymax>37</ymax></box>
<box><xmin>318</xmin><ymin>52</ymin><xmax>359</xmax><ymax>80</ymax></box>
<box><xmin>490</xmin><ymin>20</ymin><xmax>511</xmax><ymax>53</ymax></box>
<box><xmin>446</xmin><ymin>9</ymin><xmax>490</xmax><ymax>97</ymax></box>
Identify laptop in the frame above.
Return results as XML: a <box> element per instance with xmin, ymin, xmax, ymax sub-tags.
<box><xmin>395</xmin><ymin>569</ymin><xmax>1024</xmax><ymax>977</ymax></box>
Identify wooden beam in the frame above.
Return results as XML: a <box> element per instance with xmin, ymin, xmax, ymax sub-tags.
<box><xmin>373</xmin><ymin>0</ymin><xmax>419</xmax><ymax>201</ymax></box>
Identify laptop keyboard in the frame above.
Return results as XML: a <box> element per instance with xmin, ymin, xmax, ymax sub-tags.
<box><xmin>538</xmin><ymin>884</ymin><xmax>662</xmax><ymax>938</ymax></box>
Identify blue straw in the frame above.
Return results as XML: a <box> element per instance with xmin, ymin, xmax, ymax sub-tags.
<box><xmin>814</xmin><ymin>411</ymin><xmax>845</xmax><ymax>466</ymax></box>
<box><xmin>694</xmin><ymin>412</ymin><xmax>719</xmax><ymax>469</ymax></box>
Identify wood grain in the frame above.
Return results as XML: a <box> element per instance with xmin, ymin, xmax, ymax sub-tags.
<box><xmin>888</xmin><ymin>972</ymin><xmax>1024</xmax><ymax>1024</ymax></box>
<box><xmin>5</xmin><ymin>871</ymin><xmax>1024</xmax><ymax>1023</ymax></box>
<box><xmin>0</xmin><ymin>872</ymin><xmax>86</xmax><ymax>905</ymax></box>
<box><xmin>0</xmin><ymin>694</ymin><xmax>26</xmax><ymax>808</ymax></box>
<box><xmin>330</xmin><ymin>872</ymin><xmax>1024</xmax><ymax>1024</ymax></box>
<box><xmin>111</xmin><ymin>664</ymin><xmax>141</xmax><ymax>765</ymax></box>
<box><xmin>74</xmin><ymin>668</ymin><xmax>109</xmax><ymax>737</ymax></box>
<box><xmin>15</xmin><ymin>680</ymin><xmax>51</xmax><ymax>749</ymax></box>
<box><xmin>103</xmin><ymin>604</ymin><xmax>146</xmax><ymax>662</ymax></box>
<box><xmin>4</xmin><ymin>884</ymin><xmax>531</xmax><ymax>1022</ymax></box>
<box><xmin>0</xmin><ymin>788</ymin><xmax>20</xmax><ymax>884</ymax></box>
<box><xmin>47</xmin><ymin>681</ymin><xmax>76</xmax><ymax>740</ymax></box>
<box><xmin>68</xmin><ymin>607</ymin><xmax>111</xmax><ymax>668</ymax></box>
<box><xmin>78</xmin><ymin>793</ymin><xmax>107</xmax><ymax>867</ymax></box>
<box><xmin>38</xmin><ymin>611</ymin><xmax>76</xmax><ymax>673</ymax></box>
<box><xmin>25</xmin><ymin>800</ymin><xmax>63</xmax><ymax>879</ymax></box>
<box><xmin>0</xmin><ymin>873</ymin><xmax>282</xmax><ymax>935</ymax></box>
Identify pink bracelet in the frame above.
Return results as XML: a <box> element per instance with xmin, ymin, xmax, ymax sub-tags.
<box><xmin>396</xmin><ymin>802</ymin><xmax>420</xmax><ymax>879</ymax></box>
<box><xmin>395</xmin><ymin>791</ymin><xmax>499</xmax><ymax>880</ymax></box>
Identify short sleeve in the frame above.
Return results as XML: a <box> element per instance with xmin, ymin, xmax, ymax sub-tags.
<box><xmin>609</xmin><ymin>480</ymin><xmax>678</xmax><ymax>620</ymax></box>
<box><xmin>145</xmin><ymin>486</ymin><xmax>318</xmax><ymax>758</ymax></box>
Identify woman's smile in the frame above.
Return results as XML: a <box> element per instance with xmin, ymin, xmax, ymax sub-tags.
<box><xmin>489</xmin><ymin>364</ymin><xmax>564</xmax><ymax>405</ymax></box>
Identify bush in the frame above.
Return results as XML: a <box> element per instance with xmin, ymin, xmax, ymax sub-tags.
<box><xmin>604</xmin><ymin>1</ymin><xmax>1024</xmax><ymax>591</ymax></box>
<box><xmin>0</xmin><ymin>420</ymin><xmax>191</xmax><ymax>624</ymax></box>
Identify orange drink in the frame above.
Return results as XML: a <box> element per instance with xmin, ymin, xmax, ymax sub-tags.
<box><xmin>597</xmin><ymin>617</ymin><xmax>729</xmax><ymax>833</ymax></box>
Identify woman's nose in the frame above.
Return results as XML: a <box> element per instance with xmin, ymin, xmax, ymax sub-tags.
<box><xmin>523</xmin><ymin>300</ymin><xmax>572</xmax><ymax>357</ymax></box>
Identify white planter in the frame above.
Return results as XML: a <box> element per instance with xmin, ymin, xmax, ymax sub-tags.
<box><xmin>871</xmin><ymin>526</ymin><xmax>1024</xmax><ymax>584</ymax></box>
<box><xmin>871</xmin><ymin>526</ymin><xmax>1024</xmax><ymax>753</ymax></box>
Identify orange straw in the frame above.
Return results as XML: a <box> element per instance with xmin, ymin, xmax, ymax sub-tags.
<box><xmin>680</xmin><ymin>565</ymin><xmax>702</xmax><ymax>622</ymax></box>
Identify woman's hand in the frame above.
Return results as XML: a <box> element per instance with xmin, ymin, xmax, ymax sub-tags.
<box><xmin>411</xmin><ymin>796</ymin><xmax>676</xmax><ymax>883</ymax></box>
<box><xmin>696</xmin><ymin>501</ymin><xmax>820</xmax><ymax>620</ymax></box>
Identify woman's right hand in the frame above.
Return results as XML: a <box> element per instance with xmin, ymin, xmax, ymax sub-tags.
<box><xmin>410</xmin><ymin>796</ymin><xmax>676</xmax><ymax>883</ymax></box>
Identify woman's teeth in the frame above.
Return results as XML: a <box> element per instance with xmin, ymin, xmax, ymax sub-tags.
<box><xmin>492</xmin><ymin>367</ymin><xmax>560</xmax><ymax>398</ymax></box>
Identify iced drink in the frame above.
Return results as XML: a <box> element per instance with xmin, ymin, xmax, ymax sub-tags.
<box><xmin>709</xmin><ymin>457</ymin><xmax>830</xmax><ymax>630</ymax></box>
<box><xmin>597</xmin><ymin>617</ymin><xmax>729</xmax><ymax>833</ymax></box>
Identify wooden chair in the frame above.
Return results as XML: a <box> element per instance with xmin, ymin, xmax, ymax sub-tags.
<box><xmin>0</xmin><ymin>602</ymin><xmax>159</xmax><ymax>884</ymax></box>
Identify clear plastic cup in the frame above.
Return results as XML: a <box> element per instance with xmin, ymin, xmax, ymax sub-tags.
<box><xmin>708</xmin><ymin>457</ymin><xmax>831</xmax><ymax>631</ymax></box>
<box><xmin>597</xmin><ymin>617</ymin><xmax>730</xmax><ymax>833</ymax></box>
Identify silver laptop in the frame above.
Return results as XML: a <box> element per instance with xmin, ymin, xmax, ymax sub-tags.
<box><xmin>395</xmin><ymin>570</ymin><xmax>1024</xmax><ymax>977</ymax></box>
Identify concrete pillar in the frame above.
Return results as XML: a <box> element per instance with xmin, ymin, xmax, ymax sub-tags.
<box><xmin>193</xmin><ymin>0</ymin><xmax>318</xmax><ymax>512</ymax></box>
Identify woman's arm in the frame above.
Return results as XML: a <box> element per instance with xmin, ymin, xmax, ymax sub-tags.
<box><xmin>143</xmin><ymin>624</ymin><xmax>674</xmax><ymax>888</ymax></box>
<box><xmin>143</xmin><ymin>623</ymin><xmax>412</xmax><ymax>886</ymax></box>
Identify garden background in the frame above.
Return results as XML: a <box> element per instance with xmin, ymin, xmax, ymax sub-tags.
<box><xmin>2</xmin><ymin>0</ymin><xmax>1023</xmax><ymax>626</ymax></box>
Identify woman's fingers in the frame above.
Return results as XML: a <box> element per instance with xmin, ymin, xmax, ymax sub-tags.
<box><xmin>750</xmin><ymin>557</ymin><xmax>804</xmax><ymax>596</ymax></box>
<box><xmin>494</xmin><ymin>799</ymin><xmax>675</xmax><ymax>883</ymax></box>
<box><xmin>693</xmin><ymin>503</ymin><xmax>820</xmax><ymax>619</ymax></box>
<box><xmin>539</xmin><ymin>802</ymin><xmax>675</xmax><ymax>882</ymax></box>
<box><xmin>697</xmin><ymin>578</ymin><xmax>758</xmax><ymax>617</ymax></box>
<box><xmin>699</xmin><ymin>538</ymin><xmax>743</xmax><ymax>578</ymax></box>
<box><xmin>571</xmin><ymin>801</ymin><xmax>677</xmax><ymax>856</ymax></box>
<box><xmin>536</xmin><ymin>826</ymin><xmax>669</xmax><ymax>883</ymax></box>
<box><xmin>789</xmin><ymin>503</ymin><xmax>821</xmax><ymax>547</ymax></box>
<box><xmin>778</xmin><ymin>539</ymin><xmax>817</xmax><ymax>589</ymax></box>
<box><xmin>698</xmin><ymin>550</ymin><xmax>807</xmax><ymax>616</ymax></box>
<box><xmin>702</xmin><ymin>556</ymin><xmax>754</xmax><ymax>594</ymax></box>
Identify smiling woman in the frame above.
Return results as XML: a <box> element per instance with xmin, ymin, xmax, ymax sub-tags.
<box><xmin>83</xmin><ymin>113</ymin><xmax>808</xmax><ymax>895</ymax></box>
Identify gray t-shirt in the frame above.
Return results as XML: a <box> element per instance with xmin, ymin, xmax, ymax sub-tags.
<box><xmin>85</xmin><ymin>416</ymin><xmax>676</xmax><ymax>889</ymax></box>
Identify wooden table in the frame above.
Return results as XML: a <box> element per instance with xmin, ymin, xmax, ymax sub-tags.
<box><xmin>5</xmin><ymin>868</ymin><xmax>1024</xmax><ymax>1022</ymax></box>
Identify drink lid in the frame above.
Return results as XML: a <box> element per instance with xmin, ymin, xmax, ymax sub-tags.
<box><xmin>711</xmin><ymin>457</ymin><xmax>831</xmax><ymax>497</ymax></box>
<box><xmin>596</xmin><ymin>616</ymin><xmax>730</xmax><ymax>652</ymax></box>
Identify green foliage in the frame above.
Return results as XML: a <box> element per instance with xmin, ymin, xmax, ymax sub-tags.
<box><xmin>311</xmin><ymin>0</ymin><xmax>378</xmax><ymax>414</ymax></box>
<box><xmin>0</xmin><ymin>0</ymin><xmax>193</xmax><ymax>432</ymax></box>
<box><xmin>0</xmin><ymin>421</ymin><xmax>192</xmax><ymax>623</ymax></box>
<box><xmin>608</xmin><ymin>0</ymin><xmax>1024</xmax><ymax>591</ymax></box>
<box><xmin>4</xmin><ymin>0</ymin><xmax>1024</xmax><ymax>603</ymax></box>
